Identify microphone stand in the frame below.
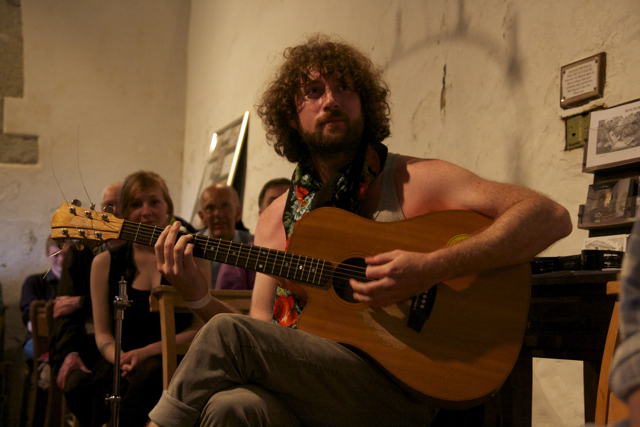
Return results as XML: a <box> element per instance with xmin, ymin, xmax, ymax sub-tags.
<box><xmin>106</xmin><ymin>276</ymin><xmax>132</xmax><ymax>427</ymax></box>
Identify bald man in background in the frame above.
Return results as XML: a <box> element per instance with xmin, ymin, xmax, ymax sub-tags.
<box><xmin>198</xmin><ymin>185</ymin><xmax>253</xmax><ymax>289</ymax></box>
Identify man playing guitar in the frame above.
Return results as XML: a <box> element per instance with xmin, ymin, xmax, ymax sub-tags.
<box><xmin>149</xmin><ymin>34</ymin><xmax>572</xmax><ymax>427</ymax></box>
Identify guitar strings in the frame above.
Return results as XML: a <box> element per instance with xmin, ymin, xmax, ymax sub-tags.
<box><xmin>75</xmin><ymin>126</ymin><xmax>95</xmax><ymax>208</ymax></box>
<box><xmin>117</xmin><ymin>222</ymin><xmax>371</xmax><ymax>288</ymax></box>
<box><xmin>50</xmin><ymin>137</ymin><xmax>68</xmax><ymax>204</ymax></box>
<box><xmin>66</xmin><ymin>211</ymin><xmax>372</xmax><ymax>290</ymax></box>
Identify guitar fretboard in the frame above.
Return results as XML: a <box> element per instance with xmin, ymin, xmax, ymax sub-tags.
<box><xmin>118</xmin><ymin>220</ymin><xmax>349</xmax><ymax>287</ymax></box>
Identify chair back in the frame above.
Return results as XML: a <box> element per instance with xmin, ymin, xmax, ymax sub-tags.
<box><xmin>149</xmin><ymin>286</ymin><xmax>252</xmax><ymax>389</ymax></box>
<box><xmin>594</xmin><ymin>281</ymin><xmax>629</xmax><ymax>424</ymax></box>
<box><xmin>29</xmin><ymin>300</ymin><xmax>49</xmax><ymax>366</ymax></box>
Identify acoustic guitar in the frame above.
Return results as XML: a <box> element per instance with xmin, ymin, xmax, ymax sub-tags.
<box><xmin>51</xmin><ymin>201</ymin><xmax>530</xmax><ymax>409</ymax></box>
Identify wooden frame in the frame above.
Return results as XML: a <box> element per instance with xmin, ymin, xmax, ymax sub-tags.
<box><xmin>190</xmin><ymin>112</ymin><xmax>250</xmax><ymax>229</ymax></box>
<box><xmin>583</xmin><ymin>99</ymin><xmax>640</xmax><ymax>173</ymax></box>
<box><xmin>560</xmin><ymin>52</ymin><xmax>605</xmax><ymax>109</ymax></box>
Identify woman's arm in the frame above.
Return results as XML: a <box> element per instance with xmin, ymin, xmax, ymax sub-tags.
<box><xmin>119</xmin><ymin>314</ymin><xmax>205</xmax><ymax>376</ymax></box>
<box><xmin>90</xmin><ymin>251</ymin><xmax>116</xmax><ymax>364</ymax></box>
<box><xmin>119</xmin><ymin>253</ymin><xmax>209</xmax><ymax>376</ymax></box>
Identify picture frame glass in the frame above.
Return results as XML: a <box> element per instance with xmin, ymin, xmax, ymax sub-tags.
<box><xmin>190</xmin><ymin>112</ymin><xmax>249</xmax><ymax>230</ymax></box>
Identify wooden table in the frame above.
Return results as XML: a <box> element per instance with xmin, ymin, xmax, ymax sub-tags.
<box><xmin>501</xmin><ymin>270</ymin><xmax>620</xmax><ymax>426</ymax></box>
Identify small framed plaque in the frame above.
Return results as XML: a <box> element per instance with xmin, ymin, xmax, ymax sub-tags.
<box><xmin>560</xmin><ymin>52</ymin><xmax>606</xmax><ymax>109</ymax></box>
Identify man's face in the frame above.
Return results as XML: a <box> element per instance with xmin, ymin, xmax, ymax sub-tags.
<box><xmin>291</xmin><ymin>71</ymin><xmax>364</xmax><ymax>156</ymax></box>
<box><xmin>101</xmin><ymin>185</ymin><xmax>119</xmax><ymax>215</ymax></box>
<box><xmin>47</xmin><ymin>243</ymin><xmax>68</xmax><ymax>280</ymax></box>
<box><xmin>259</xmin><ymin>184</ymin><xmax>289</xmax><ymax>215</ymax></box>
<box><xmin>198</xmin><ymin>187</ymin><xmax>241</xmax><ymax>240</ymax></box>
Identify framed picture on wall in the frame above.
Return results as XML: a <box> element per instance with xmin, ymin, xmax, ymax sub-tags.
<box><xmin>580</xmin><ymin>177</ymin><xmax>636</xmax><ymax>228</ymax></box>
<box><xmin>583</xmin><ymin>98</ymin><xmax>640</xmax><ymax>172</ymax></box>
<box><xmin>190</xmin><ymin>111</ymin><xmax>249</xmax><ymax>230</ymax></box>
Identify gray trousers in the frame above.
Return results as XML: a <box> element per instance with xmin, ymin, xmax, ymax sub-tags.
<box><xmin>148</xmin><ymin>314</ymin><xmax>434</xmax><ymax>427</ymax></box>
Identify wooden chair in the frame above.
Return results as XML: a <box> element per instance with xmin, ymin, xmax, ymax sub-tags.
<box><xmin>594</xmin><ymin>281</ymin><xmax>629</xmax><ymax>424</ymax></box>
<box><xmin>44</xmin><ymin>301</ymin><xmax>79</xmax><ymax>427</ymax></box>
<box><xmin>149</xmin><ymin>286</ymin><xmax>252</xmax><ymax>389</ymax></box>
<box><xmin>25</xmin><ymin>300</ymin><xmax>50</xmax><ymax>427</ymax></box>
<box><xmin>0</xmin><ymin>304</ymin><xmax>11</xmax><ymax>423</ymax></box>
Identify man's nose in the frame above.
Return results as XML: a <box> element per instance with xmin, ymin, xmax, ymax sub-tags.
<box><xmin>322</xmin><ymin>87</ymin><xmax>340</xmax><ymax>110</ymax></box>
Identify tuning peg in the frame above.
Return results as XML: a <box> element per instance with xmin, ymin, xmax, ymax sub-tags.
<box><xmin>103</xmin><ymin>205</ymin><xmax>114</xmax><ymax>214</ymax></box>
<box><xmin>71</xmin><ymin>199</ymin><xmax>82</xmax><ymax>207</ymax></box>
<box><xmin>90</xmin><ymin>203</ymin><xmax>96</xmax><ymax>210</ymax></box>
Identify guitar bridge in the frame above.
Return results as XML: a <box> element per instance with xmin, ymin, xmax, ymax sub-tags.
<box><xmin>407</xmin><ymin>286</ymin><xmax>437</xmax><ymax>333</ymax></box>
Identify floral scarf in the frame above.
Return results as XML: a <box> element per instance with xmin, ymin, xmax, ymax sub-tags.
<box><xmin>272</xmin><ymin>142</ymin><xmax>387</xmax><ymax>328</ymax></box>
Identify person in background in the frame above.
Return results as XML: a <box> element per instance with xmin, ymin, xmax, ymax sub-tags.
<box><xmin>609</xmin><ymin>220</ymin><xmax>640</xmax><ymax>427</ymax></box>
<box><xmin>214</xmin><ymin>178</ymin><xmax>292</xmax><ymax>291</ymax></box>
<box><xmin>63</xmin><ymin>171</ymin><xmax>207</xmax><ymax>427</ymax></box>
<box><xmin>49</xmin><ymin>182</ymin><xmax>122</xmax><ymax>424</ymax></box>
<box><xmin>197</xmin><ymin>184</ymin><xmax>253</xmax><ymax>289</ymax></box>
<box><xmin>258</xmin><ymin>178</ymin><xmax>291</xmax><ymax>215</ymax></box>
<box><xmin>20</xmin><ymin>237</ymin><xmax>69</xmax><ymax>360</ymax></box>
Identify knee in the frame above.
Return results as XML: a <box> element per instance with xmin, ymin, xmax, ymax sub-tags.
<box><xmin>199</xmin><ymin>386</ymin><xmax>268</xmax><ymax>427</ymax></box>
<box><xmin>196</xmin><ymin>313</ymin><xmax>248</xmax><ymax>344</ymax></box>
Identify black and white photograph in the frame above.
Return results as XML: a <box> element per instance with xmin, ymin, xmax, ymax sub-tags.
<box><xmin>584</xmin><ymin>99</ymin><xmax>640</xmax><ymax>172</ymax></box>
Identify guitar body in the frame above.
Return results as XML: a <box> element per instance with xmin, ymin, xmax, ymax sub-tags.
<box><xmin>284</xmin><ymin>207</ymin><xmax>531</xmax><ymax>409</ymax></box>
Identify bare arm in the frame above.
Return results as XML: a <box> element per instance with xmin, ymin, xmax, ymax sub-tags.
<box><xmin>90</xmin><ymin>251</ymin><xmax>116</xmax><ymax>364</ymax></box>
<box><xmin>250</xmin><ymin>194</ymin><xmax>289</xmax><ymax>322</ymax></box>
<box><xmin>119</xmin><ymin>312</ymin><xmax>204</xmax><ymax>377</ymax></box>
<box><xmin>351</xmin><ymin>157</ymin><xmax>572</xmax><ymax>306</ymax></box>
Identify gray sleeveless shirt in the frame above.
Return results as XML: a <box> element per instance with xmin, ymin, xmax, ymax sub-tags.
<box><xmin>371</xmin><ymin>152</ymin><xmax>405</xmax><ymax>222</ymax></box>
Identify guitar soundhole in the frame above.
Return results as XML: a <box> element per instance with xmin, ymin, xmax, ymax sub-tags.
<box><xmin>332</xmin><ymin>257</ymin><xmax>367</xmax><ymax>303</ymax></box>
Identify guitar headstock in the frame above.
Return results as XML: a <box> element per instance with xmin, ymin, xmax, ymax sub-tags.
<box><xmin>51</xmin><ymin>201</ymin><xmax>123</xmax><ymax>244</ymax></box>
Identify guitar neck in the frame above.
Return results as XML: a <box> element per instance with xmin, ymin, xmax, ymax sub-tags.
<box><xmin>118</xmin><ymin>220</ymin><xmax>339</xmax><ymax>287</ymax></box>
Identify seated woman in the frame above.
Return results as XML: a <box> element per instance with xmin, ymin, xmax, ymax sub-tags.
<box><xmin>69</xmin><ymin>170</ymin><xmax>209</xmax><ymax>427</ymax></box>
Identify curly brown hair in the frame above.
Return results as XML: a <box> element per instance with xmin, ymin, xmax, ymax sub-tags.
<box><xmin>256</xmin><ymin>34</ymin><xmax>391</xmax><ymax>163</ymax></box>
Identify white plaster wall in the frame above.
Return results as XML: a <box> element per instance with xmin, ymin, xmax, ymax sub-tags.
<box><xmin>182</xmin><ymin>0</ymin><xmax>640</xmax><ymax>263</ymax></box>
<box><xmin>0</xmin><ymin>2</ymin><xmax>189</xmax><ymax>424</ymax></box>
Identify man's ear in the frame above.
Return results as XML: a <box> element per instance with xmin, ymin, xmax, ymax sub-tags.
<box><xmin>234</xmin><ymin>206</ymin><xmax>243</xmax><ymax>223</ymax></box>
<box><xmin>289</xmin><ymin>118</ymin><xmax>298</xmax><ymax>130</ymax></box>
<box><xmin>197</xmin><ymin>210</ymin><xmax>204</xmax><ymax>221</ymax></box>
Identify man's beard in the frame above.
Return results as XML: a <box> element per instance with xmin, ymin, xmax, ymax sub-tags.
<box><xmin>299</xmin><ymin>112</ymin><xmax>365</xmax><ymax>159</ymax></box>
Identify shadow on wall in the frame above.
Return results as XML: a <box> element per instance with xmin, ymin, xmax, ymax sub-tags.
<box><xmin>381</xmin><ymin>0</ymin><xmax>528</xmax><ymax>185</ymax></box>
